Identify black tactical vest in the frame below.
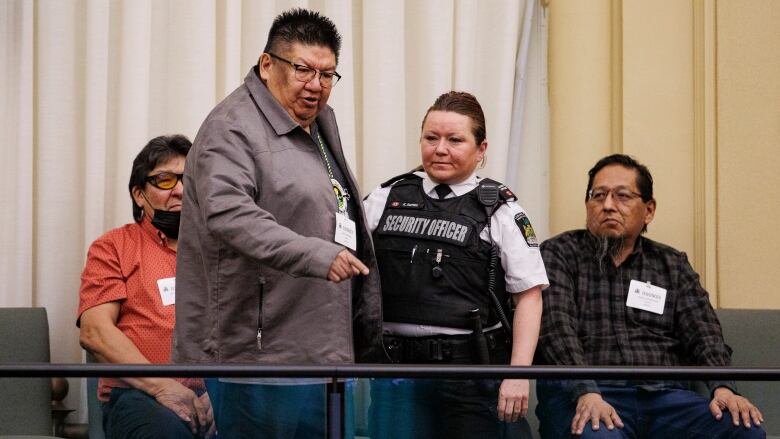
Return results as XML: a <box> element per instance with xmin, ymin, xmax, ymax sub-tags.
<box><xmin>372</xmin><ymin>175</ymin><xmax>509</xmax><ymax>329</ymax></box>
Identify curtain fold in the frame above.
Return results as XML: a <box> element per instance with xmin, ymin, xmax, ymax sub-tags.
<box><xmin>0</xmin><ymin>0</ymin><xmax>34</xmax><ymax>307</ymax></box>
<box><xmin>509</xmin><ymin>0</ymin><xmax>550</xmax><ymax>240</ymax></box>
<box><xmin>361</xmin><ymin>1</ymin><xmax>408</xmax><ymax>186</ymax></box>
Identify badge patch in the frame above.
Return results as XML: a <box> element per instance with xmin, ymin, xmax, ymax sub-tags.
<box><xmin>331</xmin><ymin>178</ymin><xmax>348</xmax><ymax>212</ymax></box>
<box><xmin>389</xmin><ymin>200</ymin><xmax>422</xmax><ymax>209</ymax></box>
<box><xmin>498</xmin><ymin>184</ymin><xmax>517</xmax><ymax>201</ymax></box>
<box><xmin>377</xmin><ymin>212</ymin><xmax>471</xmax><ymax>246</ymax></box>
<box><xmin>514</xmin><ymin>212</ymin><xmax>538</xmax><ymax>247</ymax></box>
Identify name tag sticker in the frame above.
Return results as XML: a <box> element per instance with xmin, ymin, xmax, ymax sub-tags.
<box><xmin>626</xmin><ymin>280</ymin><xmax>667</xmax><ymax>315</ymax></box>
<box><xmin>157</xmin><ymin>277</ymin><xmax>176</xmax><ymax>306</ymax></box>
<box><xmin>334</xmin><ymin>213</ymin><xmax>357</xmax><ymax>251</ymax></box>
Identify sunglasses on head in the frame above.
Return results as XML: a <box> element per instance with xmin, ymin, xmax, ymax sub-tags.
<box><xmin>145</xmin><ymin>172</ymin><xmax>183</xmax><ymax>190</ymax></box>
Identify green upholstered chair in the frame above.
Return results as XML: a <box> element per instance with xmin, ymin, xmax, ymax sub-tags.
<box><xmin>525</xmin><ymin>309</ymin><xmax>780</xmax><ymax>439</ymax></box>
<box><xmin>717</xmin><ymin>309</ymin><xmax>780</xmax><ymax>438</ymax></box>
<box><xmin>0</xmin><ymin>307</ymin><xmax>62</xmax><ymax>438</ymax></box>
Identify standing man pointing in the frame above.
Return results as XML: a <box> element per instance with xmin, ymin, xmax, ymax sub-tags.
<box><xmin>173</xmin><ymin>8</ymin><xmax>385</xmax><ymax>437</ymax></box>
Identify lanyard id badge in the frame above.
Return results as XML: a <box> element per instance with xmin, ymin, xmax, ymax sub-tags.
<box><xmin>332</xmin><ymin>179</ymin><xmax>355</xmax><ymax>250</ymax></box>
<box><xmin>335</xmin><ymin>212</ymin><xmax>357</xmax><ymax>251</ymax></box>
<box><xmin>316</xmin><ymin>132</ymin><xmax>355</xmax><ymax>250</ymax></box>
<box><xmin>626</xmin><ymin>279</ymin><xmax>667</xmax><ymax>315</ymax></box>
<box><xmin>157</xmin><ymin>277</ymin><xmax>176</xmax><ymax>306</ymax></box>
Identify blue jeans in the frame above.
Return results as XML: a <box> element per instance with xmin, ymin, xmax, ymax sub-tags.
<box><xmin>536</xmin><ymin>383</ymin><xmax>766</xmax><ymax>439</ymax></box>
<box><xmin>206</xmin><ymin>379</ymin><xmax>355</xmax><ymax>439</ymax></box>
<box><xmin>102</xmin><ymin>387</ymin><xmax>198</xmax><ymax>439</ymax></box>
<box><xmin>368</xmin><ymin>378</ymin><xmax>531</xmax><ymax>439</ymax></box>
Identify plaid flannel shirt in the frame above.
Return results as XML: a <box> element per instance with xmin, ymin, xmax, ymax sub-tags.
<box><xmin>536</xmin><ymin>229</ymin><xmax>735</xmax><ymax>400</ymax></box>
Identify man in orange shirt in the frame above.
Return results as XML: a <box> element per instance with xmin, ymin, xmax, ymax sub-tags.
<box><xmin>78</xmin><ymin>135</ymin><xmax>214</xmax><ymax>439</ymax></box>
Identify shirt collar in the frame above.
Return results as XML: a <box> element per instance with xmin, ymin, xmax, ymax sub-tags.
<box><xmin>244</xmin><ymin>66</ymin><xmax>299</xmax><ymax>136</ymax></box>
<box><xmin>416</xmin><ymin>171</ymin><xmax>479</xmax><ymax>198</ymax></box>
<box><xmin>624</xmin><ymin>235</ymin><xmax>645</xmax><ymax>264</ymax></box>
<box><xmin>139</xmin><ymin>216</ymin><xmax>171</xmax><ymax>249</ymax></box>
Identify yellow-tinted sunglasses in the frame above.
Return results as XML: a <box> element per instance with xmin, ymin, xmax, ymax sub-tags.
<box><xmin>145</xmin><ymin>172</ymin><xmax>183</xmax><ymax>190</ymax></box>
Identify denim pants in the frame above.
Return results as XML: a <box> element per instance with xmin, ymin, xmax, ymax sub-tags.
<box><xmin>205</xmin><ymin>379</ymin><xmax>355</xmax><ymax>439</ymax></box>
<box><xmin>102</xmin><ymin>387</ymin><xmax>198</xmax><ymax>439</ymax></box>
<box><xmin>368</xmin><ymin>378</ymin><xmax>532</xmax><ymax>439</ymax></box>
<box><xmin>535</xmin><ymin>384</ymin><xmax>766</xmax><ymax>439</ymax></box>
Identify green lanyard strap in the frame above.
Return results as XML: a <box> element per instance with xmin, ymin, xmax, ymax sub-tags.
<box><xmin>316</xmin><ymin>134</ymin><xmax>334</xmax><ymax>179</ymax></box>
<box><xmin>316</xmin><ymin>133</ymin><xmax>348</xmax><ymax>212</ymax></box>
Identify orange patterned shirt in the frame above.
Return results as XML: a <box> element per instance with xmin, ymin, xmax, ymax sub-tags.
<box><xmin>78</xmin><ymin>218</ymin><xmax>201</xmax><ymax>401</ymax></box>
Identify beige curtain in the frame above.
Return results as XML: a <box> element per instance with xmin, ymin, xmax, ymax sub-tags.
<box><xmin>0</xmin><ymin>0</ymin><xmax>548</xmax><ymax>417</ymax></box>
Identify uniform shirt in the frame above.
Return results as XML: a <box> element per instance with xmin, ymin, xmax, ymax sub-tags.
<box><xmin>537</xmin><ymin>229</ymin><xmax>735</xmax><ymax>399</ymax></box>
<box><xmin>364</xmin><ymin>171</ymin><xmax>549</xmax><ymax>336</ymax></box>
<box><xmin>78</xmin><ymin>218</ymin><xmax>201</xmax><ymax>401</ymax></box>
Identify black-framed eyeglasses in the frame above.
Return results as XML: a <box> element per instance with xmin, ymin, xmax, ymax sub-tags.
<box><xmin>267</xmin><ymin>52</ymin><xmax>341</xmax><ymax>87</ymax></box>
<box><xmin>587</xmin><ymin>187</ymin><xmax>644</xmax><ymax>204</ymax></box>
<box><xmin>145</xmin><ymin>172</ymin><xmax>183</xmax><ymax>190</ymax></box>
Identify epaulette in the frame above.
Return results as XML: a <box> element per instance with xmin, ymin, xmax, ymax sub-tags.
<box><xmin>479</xmin><ymin>178</ymin><xmax>517</xmax><ymax>202</ymax></box>
<box><xmin>380</xmin><ymin>172</ymin><xmax>422</xmax><ymax>188</ymax></box>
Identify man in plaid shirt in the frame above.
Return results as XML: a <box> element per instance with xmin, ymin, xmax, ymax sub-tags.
<box><xmin>535</xmin><ymin>154</ymin><xmax>765</xmax><ymax>439</ymax></box>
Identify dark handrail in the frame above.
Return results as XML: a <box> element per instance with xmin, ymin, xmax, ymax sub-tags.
<box><xmin>1</xmin><ymin>363</ymin><xmax>780</xmax><ymax>380</ymax></box>
<box><xmin>5</xmin><ymin>364</ymin><xmax>779</xmax><ymax>439</ymax></box>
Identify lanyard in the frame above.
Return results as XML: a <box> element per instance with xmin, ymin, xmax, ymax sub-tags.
<box><xmin>316</xmin><ymin>133</ymin><xmax>335</xmax><ymax>179</ymax></box>
<box><xmin>316</xmin><ymin>133</ymin><xmax>349</xmax><ymax>212</ymax></box>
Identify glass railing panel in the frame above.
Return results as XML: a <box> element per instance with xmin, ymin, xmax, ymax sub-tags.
<box><xmin>2</xmin><ymin>366</ymin><xmax>780</xmax><ymax>438</ymax></box>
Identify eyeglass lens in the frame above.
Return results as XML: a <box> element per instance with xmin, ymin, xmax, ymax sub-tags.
<box><xmin>589</xmin><ymin>188</ymin><xmax>640</xmax><ymax>203</ymax></box>
<box><xmin>148</xmin><ymin>173</ymin><xmax>181</xmax><ymax>190</ymax></box>
<box><xmin>269</xmin><ymin>53</ymin><xmax>339</xmax><ymax>86</ymax></box>
<box><xmin>294</xmin><ymin>67</ymin><xmax>338</xmax><ymax>86</ymax></box>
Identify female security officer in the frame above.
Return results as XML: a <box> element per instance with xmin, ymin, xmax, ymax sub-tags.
<box><xmin>363</xmin><ymin>91</ymin><xmax>549</xmax><ymax>438</ymax></box>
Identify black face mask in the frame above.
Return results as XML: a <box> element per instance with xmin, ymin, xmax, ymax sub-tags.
<box><xmin>150</xmin><ymin>209</ymin><xmax>181</xmax><ymax>239</ymax></box>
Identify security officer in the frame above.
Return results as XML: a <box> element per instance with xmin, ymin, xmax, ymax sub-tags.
<box><xmin>363</xmin><ymin>91</ymin><xmax>549</xmax><ymax>439</ymax></box>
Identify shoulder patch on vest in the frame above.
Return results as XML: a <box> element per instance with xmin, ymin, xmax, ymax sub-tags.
<box><xmin>497</xmin><ymin>184</ymin><xmax>517</xmax><ymax>201</ymax></box>
<box><xmin>514</xmin><ymin>212</ymin><xmax>539</xmax><ymax>247</ymax></box>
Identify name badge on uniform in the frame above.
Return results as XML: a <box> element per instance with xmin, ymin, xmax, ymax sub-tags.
<box><xmin>157</xmin><ymin>277</ymin><xmax>176</xmax><ymax>306</ymax></box>
<box><xmin>335</xmin><ymin>212</ymin><xmax>357</xmax><ymax>251</ymax></box>
<box><xmin>626</xmin><ymin>279</ymin><xmax>667</xmax><ymax>315</ymax></box>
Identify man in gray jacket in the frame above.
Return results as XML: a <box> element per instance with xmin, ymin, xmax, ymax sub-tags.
<box><xmin>173</xmin><ymin>8</ymin><xmax>385</xmax><ymax>437</ymax></box>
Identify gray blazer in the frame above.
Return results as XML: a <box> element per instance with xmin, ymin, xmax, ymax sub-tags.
<box><xmin>173</xmin><ymin>67</ymin><xmax>385</xmax><ymax>365</ymax></box>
